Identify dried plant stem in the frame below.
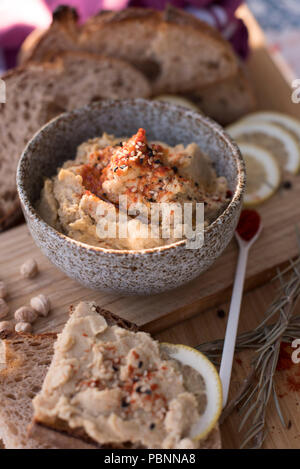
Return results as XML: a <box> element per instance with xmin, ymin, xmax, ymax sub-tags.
<box><xmin>197</xmin><ymin>314</ymin><xmax>300</xmax><ymax>363</ymax></box>
<box><xmin>220</xmin><ymin>368</ymin><xmax>256</xmax><ymax>424</ymax></box>
<box><xmin>197</xmin><ymin>254</ymin><xmax>300</xmax><ymax>449</ymax></box>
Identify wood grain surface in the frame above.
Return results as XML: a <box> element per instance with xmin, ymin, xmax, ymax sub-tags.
<box><xmin>0</xmin><ymin>168</ymin><xmax>299</xmax><ymax>335</ymax></box>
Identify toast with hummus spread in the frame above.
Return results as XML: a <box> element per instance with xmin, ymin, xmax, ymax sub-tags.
<box><xmin>0</xmin><ymin>332</ymin><xmax>57</xmax><ymax>448</ymax></box>
<box><xmin>0</xmin><ymin>52</ymin><xmax>150</xmax><ymax>231</ymax></box>
<box><xmin>0</xmin><ymin>306</ymin><xmax>137</xmax><ymax>449</ymax></box>
<box><xmin>28</xmin><ymin>302</ymin><xmax>221</xmax><ymax>449</ymax></box>
<box><xmin>21</xmin><ymin>5</ymin><xmax>238</xmax><ymax>94</ymax></box>
<box><xmin>0</xmin><ymin>303</ymin><xmax>220</xmax><ymax>449</ymax></box>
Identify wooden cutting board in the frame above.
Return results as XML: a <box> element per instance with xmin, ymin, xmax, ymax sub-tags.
<box><xmin>0</xmin><ymin>170</ymin><xmax>299</xmax><ymax>335</ymax></box>
<box><xmin>1</xmin><ymin>8</ymin><xmax>300</xmax><ymax>335</ymax></box>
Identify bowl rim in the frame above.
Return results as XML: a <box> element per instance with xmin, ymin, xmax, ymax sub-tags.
<box><xmin>17</xmin><ymin>98</ymin><xmax>246</xmax><ymax>256</ymax></box>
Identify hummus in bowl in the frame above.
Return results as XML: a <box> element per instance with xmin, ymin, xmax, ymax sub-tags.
<box><xmin>38</xmin><ymin>128</ymin><xmax>231</xmax><ymax>249</ymax></box>
<box><xmin>17</xmin><ymin>99</ymin><xmax>245</xmax><ymax>294</ymax></box>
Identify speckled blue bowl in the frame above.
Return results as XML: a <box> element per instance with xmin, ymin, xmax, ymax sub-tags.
<box><xmin>17</xmin><ymin>99</ymin><xmax>245</xmax><ymax>295</ymax></box>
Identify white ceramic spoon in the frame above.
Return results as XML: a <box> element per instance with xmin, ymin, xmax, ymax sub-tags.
<box><xmin>219</xmin><ymin>222</ymin><xmax>262</xmax><ymax>408</ymax></box>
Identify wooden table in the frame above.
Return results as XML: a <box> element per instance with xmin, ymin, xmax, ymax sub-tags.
<box><xmin>1</xmin><ymin>223</ymin><xmax>299</xmax><ymax>449</ymax></box>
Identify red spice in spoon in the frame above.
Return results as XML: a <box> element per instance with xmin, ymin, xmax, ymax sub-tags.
<box><xmin>236</xmin><ymin>209</ymin><xmax>261</xmax><ymax>241</ymax></box>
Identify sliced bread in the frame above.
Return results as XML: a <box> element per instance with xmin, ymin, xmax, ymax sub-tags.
<box><xmin>18</xmin><ymin>5</ymin><xmax>80</xmax><ymax>65</ymax></box>
<box><xmin>0</xmin><ymin>303</ymin><xmax>220</xmax><ymax>449</ymax></box>
<box><xmin>22</xmin><ymin>6</ymin><xmax>239</xmax><ymax>94</ymax></box>
<box><xmin>29</xmin><ymin>302</ymin><xmax>221</xmax><ymax>449</ymax></box>
<box><xmin>0</xmin><ymin>51</ymin><xmax>150</xmax><ymax>231</ymax></box>
<box><xmin>187</xmin><ymin>68</ymin><xmax>257</xmax><ymax>125</ymax></box>
<box><xmin>0</xmin><ymin>332</ymin><xmax>57</xmax><ymax>448</ymax></box>
<box><xmin>0</xmin><ymin>306</ymin><xmax>139</xmax><ymax>449</ymax></box>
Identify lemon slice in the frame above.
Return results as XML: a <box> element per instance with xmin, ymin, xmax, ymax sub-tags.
<box><xmin>241</xmin><ymin>111</ymin><xmax>300</xmax><ymax>142</ymax></box>
<box><xmin>160</xmin><ymin>343</ymin><xmax>222</xmax><ymax>441</ymax></box>
<box><xmin>154</xmin><ymin>95</ymin><xmax>202</xmax><ymax>113</ymax></box>
<box><xmin>227</xmin><ymin>121</ymin><xmax>300</xmax><ymax>174</ymax></box>
<box><xmin>238</xmin><ymin>143</ymin><xmax>281</xmax><ymax>207</ymax></box>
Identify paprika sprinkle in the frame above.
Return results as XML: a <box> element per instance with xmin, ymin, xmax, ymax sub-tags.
<box><xmin>276</xmin><ymin>342</ymin><xmax>293</xmax><ymax>372</ymax></box>
<box><xmin>236</xmin><ymin>209</ymin><xmax>261</xmax><ymax>241</ymax></box>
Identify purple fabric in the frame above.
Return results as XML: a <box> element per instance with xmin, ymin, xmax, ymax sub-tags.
<box><xmin>0</xmin><ymin>0</ymin><xmax>248</xmax><ymax>71</ymax></box>
<box><xmin>230</xmin><ymin>17</ymin><xmax>249</xmax><ymax>59</ymax></box>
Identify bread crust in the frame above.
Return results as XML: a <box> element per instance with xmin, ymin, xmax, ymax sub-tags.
<box><xmin>29</xmin><ymin>422</ymin><xmax>98</xmax><ymax>449</ymax></box>
<box><xmin>86</xmin><ymin>6</ymin><xmax>227</xmax><ymax>42</ymax></box>
<box><xmin>22</xmin><ymin>5</ymin><xmax>80</xmax><ymax>64</ymax></box>
<box><xmin>0</xmin><ymin>305</ymin><xmax>220</xmax><ymax>448</ymax></box>
<box><xmin>187</xmin><ymin>67</ymin><xmax>257</xmax><ymax>125</ymax></box>
<box><xmin>29</xmin><ymin>420</ymin><xmax>221</xmax><ymax>449</ymax></box>
<box><xmin>28</xmin><ymin>306</ymin><xmax>145</xmax><ymax>448</ymax></box>
<box><xmin>23</xmin><ymin>6</ymin><xmax>238</xmax><ymax>94</ymax></box>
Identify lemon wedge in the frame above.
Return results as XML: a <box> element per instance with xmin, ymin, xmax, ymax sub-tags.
<box><xmin>227</xmin><ymin>121</ymin><xmax>300</xmax><ymax>174</ymax></box>
<box><xmin>241</xmin><ymin>111</ymin><xmax>300</xmax><ymax>142</ymax></box>
<box><xmin>238</xmin><ymin>143</ymin><xmax>281</xmax><ymax>207</ymax></box>
<box><xmin>160</xmin><ymin>342</ymin><xmax>222</xmax><ymax>441</ymax></box>
<box><xmin>154</xmin><ymin>95</ymin><xmax>202</xmax><ymax>113</ymax></box>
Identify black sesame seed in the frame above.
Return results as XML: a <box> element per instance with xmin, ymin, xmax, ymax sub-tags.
<box><xmin>112</xmin><ymin>365</ymin><xmax>118</xmax><ymax>372</ymax></box>
<box><xmin>121</xmin><ymin>399</ymin><xmax>130</xmax><ymax>408</ymax></box>
<box><xmin>154</xmin><ymin>159</ymin><xmax>161</xmax><ymax>164</ymax></box>
<box><xmin>119</xmin><ymin>141</ymin><xmax>123</xmax><ymax>147</ymax></box>
<box><xmin>113</xmin><ymin>167</ymin><xmax>118</xmax><ymax>172</ymax></box>
<box><xmin>136</xmin><ymin>386</ymin><xmax>142</xmax><ymax>393</ymax></box>
<box><xmin>147</xmin><ymin>146</ymin><xmax>154</xmax><ymax>157</ymax></box>
<box><xmin>138</xmin><ymin>361</ymin><xmax>143</xmax><ymax>368</ymax></box>
<box><xmin>283</xmin><ymin>180</ymin><xmax>292</xmax><ymax>190</ymax></box>
<box><xmin>149</xmin><ymin>423</ymin><xmax>156</xmax><ymax>430</ymax></box>
<box><xmin>172</xmin><ymin>166</ymin><xmax>178</xmax><ymax>173</ymax></box>
<box><xmin>145</xmin><ymin>389</ymin><xmax>152</xmax><ymax>395</ymax></box>
<box><xmin>195</xmin><ymin>182</ymin><xmax>199</xmax><ymax>187</ymax></box>
<box><xmin>120</xmin><ymin>165</ymin><xmax>127</xmax><ymax>169</ymax></box>
<box><xmin>217</xmin><ymin>309</ymin><xmax>226</xmax><ymax>318</ymax></box>
<box><xmin>140</xmin><ymin>158</ymin><xmax>144</xmax><ymax>164</ymax></box>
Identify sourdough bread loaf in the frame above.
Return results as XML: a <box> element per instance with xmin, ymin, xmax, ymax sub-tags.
<box><xmin>22</xmin><ymin>6</ymin><xmax>239</xmax><ymax>94</ymax></box>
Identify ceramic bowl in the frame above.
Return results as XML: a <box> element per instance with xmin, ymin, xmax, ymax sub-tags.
<box><xmin>17</xmin><ymin>99</ymin><xmax>245</xmax><ymax>295</ymax></box>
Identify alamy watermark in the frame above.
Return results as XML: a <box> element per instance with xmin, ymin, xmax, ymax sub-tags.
<box><xmin>291</xmin><ymin>339</ymin><xmax>300</xmax><ymax>364</ymax></box>
<box><xmin>291</xmin><ymin>79</ymin><xmax>300</xmax><ymax>104</ymax></box>
<box><xmin>0</xmin><ymin>79</ymin><xmax>5</xmax><ymax>103</ymax></box>
<box><xmin>94</xmin><ymin>196</ymin><xmax>204</xmax><ymax>249</ymax></box>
